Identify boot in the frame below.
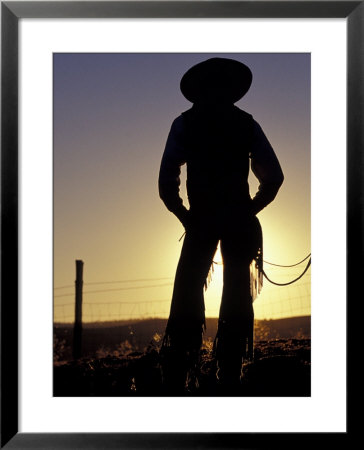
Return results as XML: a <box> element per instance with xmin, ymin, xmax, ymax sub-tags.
<box><xmin>214</xmin><ymin>322</ymin><xmax>246</xmax><ymax>393</ymax></box>
<box><xmin>159</xmin><ymin>325</ymin><xmax>202</xmax><ymax>395</ymax></box>
<box><xmin>215</xmin><ymin>343</ymin><xmax>243</xmax><ymax>392</ymax></box>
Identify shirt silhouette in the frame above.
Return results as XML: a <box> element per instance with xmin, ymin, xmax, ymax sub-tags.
<box><xmin>158</xmin><ymin>58</ymin><xmax>284</xmax><ymax>394</ymax></box>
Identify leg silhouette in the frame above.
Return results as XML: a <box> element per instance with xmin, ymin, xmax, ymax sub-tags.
<box><xmin>161</xmin><ymin>224</ymin><xmax>218</xmax><ymax>393</ymax></box>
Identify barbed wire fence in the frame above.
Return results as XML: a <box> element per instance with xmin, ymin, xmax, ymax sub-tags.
<box><xmin>54</xmin><ymin>260</ymin><xmax>311</xmax><ymax>324</ymax></box>
<box><xmin>54</xmin><ymin>259</ymin><xmax>311</xmax><ymax>359</ymax></box>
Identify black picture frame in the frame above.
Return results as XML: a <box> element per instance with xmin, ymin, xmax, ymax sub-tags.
<box><xmin>1</xmin><ymin>1</ymin><xmax>359</xmax><ymax>448</ymax></box>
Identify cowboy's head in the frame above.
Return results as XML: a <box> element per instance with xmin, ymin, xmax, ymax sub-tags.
<box><xmin>180</xmin><ymin>57</ymin><xmax>252</xmax><ymax>106</ymax></box>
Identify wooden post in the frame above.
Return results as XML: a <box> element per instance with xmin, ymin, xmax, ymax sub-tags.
<box><xmin>73</xmin><ymin>260</ymin><xmax>84</xmax><ymax>360</ymax></box>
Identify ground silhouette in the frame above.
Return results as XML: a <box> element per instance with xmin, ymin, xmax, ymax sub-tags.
<box><xmin>54</xmin><ymin>317</ymin><xmax>310</xmax><ymax>397</ymax></box>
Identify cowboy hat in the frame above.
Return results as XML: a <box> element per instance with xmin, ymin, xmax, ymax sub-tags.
<box><xmin>180</xmin><ymin>57</ymin><xmax>253</xmax><ymax>104</ymax></box>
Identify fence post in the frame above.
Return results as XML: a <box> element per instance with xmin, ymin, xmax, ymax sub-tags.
<box><xmin>73</xmin><ymin>259</ymin><xmax>84</xmax><ymax>360</ymax></box>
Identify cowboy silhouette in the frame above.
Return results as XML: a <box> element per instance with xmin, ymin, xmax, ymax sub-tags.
<box><xmin>158</xmin><ymin>58</ymin><xmax>284</xmax><ymax>393</ymax></box>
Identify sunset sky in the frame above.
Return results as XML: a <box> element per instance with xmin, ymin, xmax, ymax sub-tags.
<box><xmin>53</xmin><ymin>53</ymin><xmax>311</xmax><ymax>323</ymax></box>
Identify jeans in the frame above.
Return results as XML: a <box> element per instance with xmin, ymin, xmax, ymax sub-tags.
<box><xmin>163</xmin><ymin>207</ymin><xmax>260</xmax><ymax>362</ymax></box>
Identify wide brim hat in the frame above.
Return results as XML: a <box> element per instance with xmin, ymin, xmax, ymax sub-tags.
<box><xmin>180</xmin><ymin>57</ymin><xmax>253</xmax><ymax>104</ymax></box>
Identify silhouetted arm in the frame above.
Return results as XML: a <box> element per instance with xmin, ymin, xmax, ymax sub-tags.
<box><xmin>159</xmin><ymin>116</ymin><xmax>189</xmax><ymax>226</ymax></box>
<box><xmin>250</xmin><ymin>121</ymin><xmax>284</xmax><ymax>214</ymax></box>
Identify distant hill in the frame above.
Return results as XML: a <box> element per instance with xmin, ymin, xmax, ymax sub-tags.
<box><xmin>54</xmin><ymin>316</ymin><xmax>310</xmax><ymax>362</ymax></box>
<box><xmin>255</xmin><ymin>316</ymin><xmax>311</xmax><ymax>339</ymax></box>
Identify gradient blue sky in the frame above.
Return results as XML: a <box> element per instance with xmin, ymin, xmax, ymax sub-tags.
<box><xmin>53</xmin><ymin>53</ymin><xmax>310</xmax><ymax>323</ymax></box>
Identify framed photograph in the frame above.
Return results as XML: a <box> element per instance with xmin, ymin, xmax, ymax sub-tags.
<box><xmin>2</xmin><ymin>1</ymin><xmax>359</xmax><ymax>448</ymax></box>
<box><xmin>50</xmin><ymin>50</ymin><xmax>311</xmax><ymax>395</ymax></box>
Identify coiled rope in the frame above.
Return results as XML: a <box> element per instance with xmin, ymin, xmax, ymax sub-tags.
<box><xmin>212</xmin><ymin>253</ymin><xmax>311</xmax><ymax>286</ymax></box>
<box><xmin>263</xmin><ymin>253</ymin><xmax>311</xmax><ymax>268</ymax></box>
<box><xmin>179</xmin><ymin>232</ymin><xmax>311</xmax><ymax>287</ymax></box>
<box><xmin>263</xmin><ymin>256</ymin><xmax>311</xmax><ymax>286</ymax></box>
